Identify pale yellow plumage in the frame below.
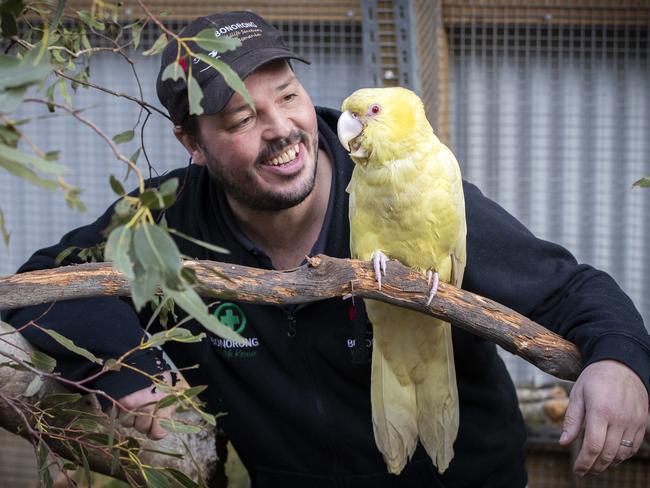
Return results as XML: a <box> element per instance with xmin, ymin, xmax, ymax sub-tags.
<box><xmin>338</xmin><ymin>87</ymin><xmax>466</xmax><ymax>474</ymax></box>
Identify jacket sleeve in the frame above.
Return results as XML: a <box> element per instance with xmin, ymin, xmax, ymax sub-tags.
<box><xmin>462</xmin><ymin>181</ymin><xmax>650</xmax><ymax>391</ymax></box>
<box><xmin>1</xmin><ymin>204</ymin><xmax>168</xmax><ymax>406</ymax></box>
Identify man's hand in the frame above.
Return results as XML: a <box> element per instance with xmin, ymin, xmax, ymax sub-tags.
<box><xmin>559</xmin><ymin>359</ymin><xmax>648</xmax><ymax>477</ymax></box>
<box><xmin>115</xmin><ymin>371</ymin><xmax>178</xmax><ymax>440</ymax></box>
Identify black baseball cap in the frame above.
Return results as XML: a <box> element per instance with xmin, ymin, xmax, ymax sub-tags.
<box><xmin>156</xmin><ymin>11</ymin><xmax>310</xmax><ymax>125</ymax></box>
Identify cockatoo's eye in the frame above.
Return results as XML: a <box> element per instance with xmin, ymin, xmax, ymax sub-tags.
<box><xmin>368</xmin><ymin>104</ymin><xmax>381</xmax><ymax>116</ymax></box>
<box><xmin>351</xmin><ymin>112</ymin><xmax>359</xmax><ymax>119</ymax></box>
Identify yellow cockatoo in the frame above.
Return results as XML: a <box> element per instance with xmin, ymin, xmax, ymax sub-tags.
<box><xmin>337</xmin><ymin>87</ymin><xmax>466</xmax><ymax>474</ymax></box>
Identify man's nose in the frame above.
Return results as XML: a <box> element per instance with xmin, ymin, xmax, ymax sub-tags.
<box><xmin>261</xmin><ymin>108</ymin><xmax>292</xmax><ymax>140</ymax></box>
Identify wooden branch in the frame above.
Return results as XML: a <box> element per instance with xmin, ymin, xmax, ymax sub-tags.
<box><xmin>0</xmin><ymin>321</ymin><xmax>219</xmax><ymax>485</ymax></box>
<box><xmin>0</xmin><ymin>255</ymin><xmax>582</xmax><ymax>381</ymax></box>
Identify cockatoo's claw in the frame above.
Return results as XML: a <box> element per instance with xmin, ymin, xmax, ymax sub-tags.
<box><xmin>371</xmin><ymin>251</ymin><xmax>388</xmax><ymax>290</ymax></box>
<box><xmin>426</xmin><ymin>270</ymin><xmax>439</xmax><ymax>306</ymax></box>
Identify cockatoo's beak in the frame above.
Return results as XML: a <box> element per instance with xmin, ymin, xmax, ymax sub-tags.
<box><xmin>337</xmin><ymin>110</ymin><xmax>368</xmax><ymax>159</ymax></box>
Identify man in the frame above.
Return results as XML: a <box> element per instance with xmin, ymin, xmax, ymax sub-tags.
<box><xmin>4</xmin><ymin>11</ymin><xmax>649</xmax><ymax>487</ymax></box>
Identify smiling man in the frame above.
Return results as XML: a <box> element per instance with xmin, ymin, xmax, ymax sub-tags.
<box><xmin>4</xmin><ymin>10</ymin><xmax>650</xmax><ymax>488</ymax></box>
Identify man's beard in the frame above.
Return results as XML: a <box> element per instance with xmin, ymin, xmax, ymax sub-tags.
<box><xmin>202</xmin><ymin>129</ymin><xmax>319</xmax><ymax>211</ymax></box>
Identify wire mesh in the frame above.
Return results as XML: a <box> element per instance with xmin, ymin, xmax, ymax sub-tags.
<box><xmin>446</xmin><ymin>2</ymin><xmax>650</xmax><ymax>387</ymax></box>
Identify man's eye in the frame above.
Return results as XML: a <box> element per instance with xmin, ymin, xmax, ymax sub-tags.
<box><xmin>283</xmin><ymin>93</ymin><xmax>297</xmax><ymax>102</ymax></box>
<box><xmin>233</xmin><ymin>116</ymin><xmax>253</xmax><ymax>129</ymax></box>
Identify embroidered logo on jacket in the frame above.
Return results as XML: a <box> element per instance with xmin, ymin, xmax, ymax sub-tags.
<box><xmin>211</xmin><ymin>303</ymin><xmax>260</xmax><ymax>358</ymax></box>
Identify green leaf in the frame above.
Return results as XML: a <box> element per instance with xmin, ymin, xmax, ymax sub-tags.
<box><xmin>154</xmin><ymin>394</ymin><xmax>180</xmax><ymax>410</ymax></box>
<box><xmin>168</xmin><ymin>228</ymin><xmax>230</xmax><ymax>254</ymax></box>
<box><xmin>142</xmin><ymin>467</ymin><xmax>172</xmax><ymax>488</ymax></box>
<box><xmin>105</xmin><ymin>225</ymin><xmax>135</xmax><ymax>279</ymax></box>
<box><xmin>54</xmin><ymin>245</ymin><xmax>77</xmax><ymax>265</ymax></box>
<box><xmin>143</xmin><ymin>33</ymin><xmax>167</xmax><ymax>57</ymax></box>
<box><xmin>77</xmin><ymin>10</ymin><xmax>105</xmax><ymax>31</ymax></box>
<box><xmin>57</xmin><ymin>77</ymin><xmax>71</xmax><ymax>106</ymax></box>
<box><xmin>145</xmin><ymin>327</ymin><xmax>205</xmax><ymax>348</ymax></box>
<box><xmin>194</xmin><ymin>53</ymin><xmax>253</xmax><ymax>109</ymax></box>
<box><xmin>109</xmin><ymin>174</ymin><xmax>126</xmax><ymax>196</ymax></box>
<box><xmin>133</xmin><ymin>223</ymin><xmax>182</xmax><ymax>276</ymax></box>
<box><xmin>0</xmin><ymin>156</ymin><xmax>58</xmax><ymax>190</ymax></box>
<box><xmin>0</xmin><ymin>85</ymin><xmax>28</xmax><ymax>114</ymax></box>
<box><xmin>131</xmin><ymin>22</ymin><xmax>143</xmax><ymax>49</ymax></box>
<box><xmin>165</xmin><ymin>287</ymin><xmax>243</xmax><ymax>343</ymax></box>
<box><xmin>163</xmin><ymin>468</ymin><xmax>200</xmax><ymax>488</ymax></box>
<box><xmin>42</xmin><ymin>393</ymin><xmax>82</xmax><ymax>406</ymax></box>
<box><xmin>112</xmin><ymin>129</ymin><xmax>135</xmax><ymax>144</ymax></box>
<box><xmin>182</xmin><ymin>384</ymin><xmax>207</xmax><ymax>399</ymax></box>
<box><xmin>192</xmin><ymin>29</ymin><xmax>241</xmax><ymax>52</ymax></box>
<box><xmin>130</xmin><ymin>146</ymin><xmax>141</xmax><ymax>164</ymax></box>
<box><xmin>158</xmin><ymin>178</ymin><xmax>179</xmax><ymax>196</ymax></box>
<box><xmin>0</xmin><ymin>141</ymin><xmax>69</xmax><ymax>174</ymax></box>
<box><xmin>131</xmin><ymin>265</ymin><xmax>160</xmax><ymax>311</ymax></box>
<box><xmin>140</xmin><ymin>189</ymin><xmax>165</xmax><ymax>210</ymax></box>
<box><xmin>0</xmin><ymin>54</ymin><xmax>51</xmax><ymax>91</ymax></box>
<box><xmin>161</xmin><ymin>61</ymin><xmax>186</xmax><ymax>82</ymax></box>
<box><xmin>187</xmin><ymin>74</ymin><xmax>203</xmax><ymax>116</ymax></box>
<box><xmin>41</xmin><ymin>328</ymin><xmax>104</xmax><ymax>365</ymax></box>
<box><xmin>158</xmin><ymin>418</ymin><xmax>201</xmax><ymax>434</ymax></box>
<box><xmin>0</xmin><ymin>207</ymin><xmax>9</xmax><ymax>246</ymax></box>
<box><xmin>30</xmin><ymin>350</ymin><xmax>56</xmax><ymax>373</ymax></box>
<box><xmin>44</xmin><ymin>150</ymin><xmax>60</xmax><ymax>161</ymax></box>
<box><xmin>24</xmin><ymin>375</ymin><xmax>43</xmax><ymax>397</ymax></box>
<box><xmin>632</xmin><ymin>176</ymin><xmax>650</xmax><ymax>188</ymax></box>
<box><xmin>49</xmin><ymin>0</ymin><xmax>66</xmax><ymax>29</ymax></box>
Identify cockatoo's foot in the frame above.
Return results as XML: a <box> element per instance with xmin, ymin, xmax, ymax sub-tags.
<box><xmin>371</xmin><ymin>251</ymin><xmax>388</xmax><ymax>290</ymax></box>
<box><xmin>426</xmin><ymin>270</ymin><xmax>439</xmax><ymax>306</ymax></box>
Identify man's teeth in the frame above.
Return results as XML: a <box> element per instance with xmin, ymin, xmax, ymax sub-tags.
<box><xmin>266</xmin><ymin>144</ymin><xmax>299</xmax><ymax>166</ymax></box>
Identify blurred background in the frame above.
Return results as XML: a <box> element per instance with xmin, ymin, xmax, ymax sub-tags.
<box><xmin>1</xmin><ymin>1</ymin><xmax>649</xmax><ymax>486</ymax></box>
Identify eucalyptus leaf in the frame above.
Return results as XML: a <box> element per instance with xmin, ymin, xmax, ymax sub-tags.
<box><xmin>158</xmin><ymin>418</ymin><xmax>202</xmax><ymax>434</ymax></box>
<box><xmin>143</xmin><ymin>33</ymin><xmax>167</xmax><ymax>57</ymax></box>
<box><xmin>194</xmin><ymin>53</ymin><xmax>253</xmax><ymax>109</ymax></box>
<box><xmin>155</xmin><ymin>394</ymin><xmax>180</xmax><ymax>410</ymax></box>
<box><xmin>30</xmin><ymin>350</ymin><xmax>56</xmax><ymax>373</ymax></box>
<box><xmin>192</xmin><ymin>29</ymin><xmax>241</xmax><ymax>52</ymax></box>
<box><xmin>161</xmin><ymin>61</ymin><xmax>186</xmax><ymax>82</ymax></box>
<box><xmin>133</xmin><ymin>223</ymin><xmax>182</xmax><ymax>276</ymax></box>
<box><xmin>0</xmin><ymin>141</ymin><xmax>69</xmax><ymax>174</ymax></box>
<box><xmin>132</xmin><ymin>22</ymin><xmax>143</xmax><ymax>49</ymax></box>
<box><xmin>166</xmin><ymin>287</ymin><xmax>243</xmax><ymax>342</ymax></box>
<box><xmin>50</xmin><ymin>0</ymin><xmax>66</xmax><ymax>29</ymax></box>
<box><xmin>42</xmin><ymin>393</ymin><xmax>83</xmax><ymax>406</ymax></box>
<box><xmin>145</xmin><ymin>327</ymin><xmax>205</xmax><ymax>348</ymax></box>
<box><xmin>0</xmin><ymin>85</ymin><xmax>28</xmax><ymax>114</ymax></box>
<box><xmin>112</xmin><ymin>129</ymin><xmax>135</xmax><ymax>144</ymax></box>
<box><xmin>131</xmin><ymin>265</ymin><xmax>160</xmax><ymax>311</ymax></box>
<box><xmin>109</xmin><ymin>174</ymin><xmax>126</xmax><ymax>196</ymax></box>
<box><xmin>632</xmin><ymin>176</ymin><xmax>650</xmax><ymax>188</ymax></box>
<box><xmin>77</xmin><ymin>10</ymin><xmax>105</xmax><ymax>31</ymax></box>
<box><xmin>158</xmin><ymin>177</ymin><xmax>179</xmax><ymax>196</ymax></box>
<box><xmin>187</xmin><ymin>74</ymin><xmax>203</xmax><ymax>116</ymax></box>
<box><xmin>0</xmin><ymin>157</ymin><xmax>58</xmax><ymax>190</ymax></box>
<box><xmin>142</xmin><ymin>467</ymin><xmax>172</xmax><ymax>488</ymax></box>
<box><xmin>130</xmin><ymin>147</ymin><xmax>142</xmax><ymax>164</ymax></box>
<box><xmin>168</xmin><ymin>228</ymin><xmax>230</xmax><ymax>255</ymax></box>
<box><xmin>140</xmin><ymin>189</ymin><xmax>166</xmax><ymax>210</ymax></box>
<box><xmin>163</xmin><ymin>468</ymin><xmax>200</xmax><ymax>488</ymax></box>
<box><xmin>0</xmin><ymin>53</ymin><xmax>51</xmax><ymax>90</ymax></box>
<box><xmin>0</xmin><ymin>207</ymin><xmax>9</xmax><ymax>246</ymax></box>
<box><xmin>182</xmin><ymin>384</ymin><xmax>207</xmax><ymax>399</ymax></box>
<box><xmin>105</xmin><ymin>225</ymin><xmax>135</xmax><ymax>279</ymax></box>
<box><xmin>41</xmin><ymin>328</ymin><xmax>104</xmax><ymax>365</ymax></box>
<box><xmin>54</xmin><ymin>245</ymin><xmax>77</xmax><ymax>266</ymax></box>
<box><xmin>24</xmin><ymin>375</ymin><xmax>44</xmax><ymax>397</ymax></box>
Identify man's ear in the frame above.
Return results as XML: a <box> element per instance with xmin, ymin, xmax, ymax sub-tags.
<box><xmin>173</xmin><ymin>126</ymin><xmax>206</xmax><ymax>166</ymax></box>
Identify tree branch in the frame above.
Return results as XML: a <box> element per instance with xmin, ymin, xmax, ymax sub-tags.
<box><xmin>0</xmin><ymin>255</ymin><xmax>582</xmax><ymax>381</ymax></box>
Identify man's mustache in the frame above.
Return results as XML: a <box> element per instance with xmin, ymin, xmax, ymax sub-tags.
<box><xmin>255</xmin><ymin>130</ymin><xmax>309</xmax><ymax>164</ymax></box>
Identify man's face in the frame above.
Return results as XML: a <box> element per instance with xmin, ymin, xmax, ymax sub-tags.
<box><xmin>193</xmin><ymin>60</ymin><xmax>319</xmax><ymax>211</ymax></box>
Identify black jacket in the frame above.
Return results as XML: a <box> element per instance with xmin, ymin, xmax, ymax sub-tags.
<box><xmin>5</xmin><ymin>107</ymin><xmax>650</xmax><ymax>488</ymax></box>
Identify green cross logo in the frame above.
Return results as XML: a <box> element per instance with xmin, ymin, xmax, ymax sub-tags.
<box><xmin>213</xmin><ymin>303</ymin><xmax>247</xmax><ymax>334</ymax></box>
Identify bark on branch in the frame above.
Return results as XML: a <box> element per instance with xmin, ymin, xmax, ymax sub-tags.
<box><xmin>0</xmin><ymin>255</ymin><xmax>582</xmax><ymax>380</ymax></box>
